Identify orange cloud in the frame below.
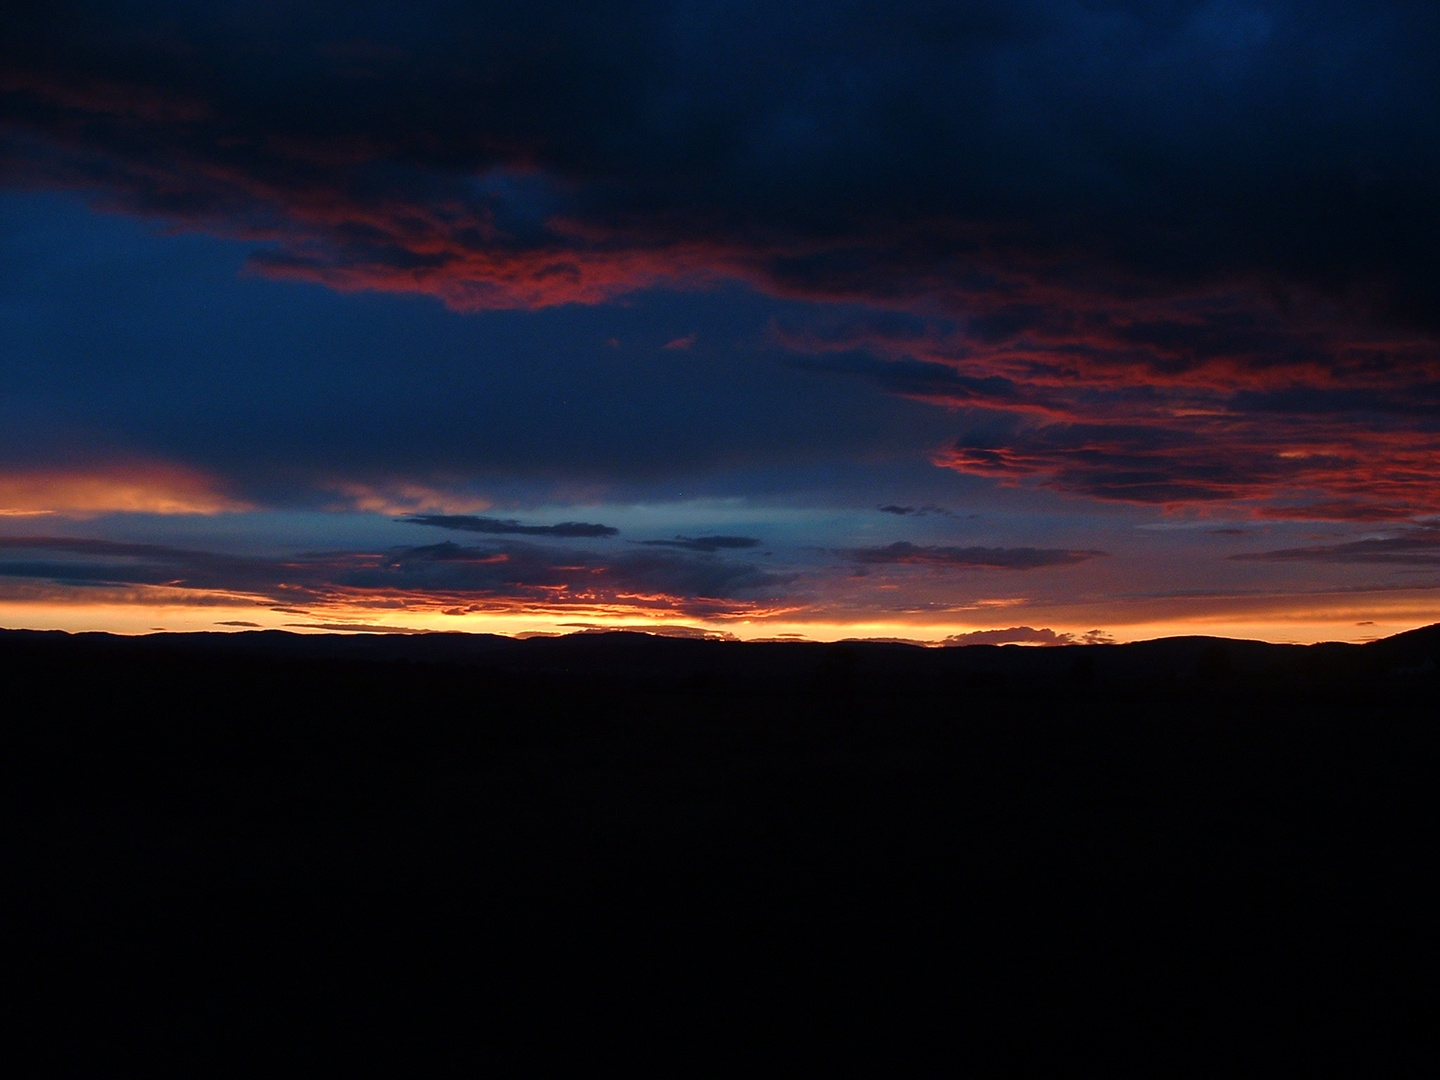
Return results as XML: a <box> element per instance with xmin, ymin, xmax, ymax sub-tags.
<box><xmin>0</xmin><ymin>463</ymin><xmax>248</xmax><ymax>517</ymax></box>
<box><xmin>325</xmin><ymin>480</ymin><xmax>492</xmax><ymax>516</ymax></box>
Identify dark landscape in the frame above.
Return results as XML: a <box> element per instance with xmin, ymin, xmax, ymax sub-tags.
<box><xmin>5</xmin><ymin>626</ymin><xmax>1436</xmax><ymax>1068</ymax></box>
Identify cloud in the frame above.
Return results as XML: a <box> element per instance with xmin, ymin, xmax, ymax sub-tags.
<box><xmin>216</xmin><ymin>620</ymin><xmax>261</xmax><ymax>627</ymax></box>
<box><xmin>0</xmin><ymin>537</ymin><xmax>288</xmax><ymax>595</ymax></box>
<box><xmin>936</xmin><ymin>424</ymin><xmax>1261</xmax><ymax>506</ymax></box>
<box><xmin>286</xmin><ymin>622</ymin><xmax>432</xmax><ymax>634</ymax></box>
<box><xmin>925</xmin><ymin>412</ymin><xmax>1440</xmax><ymax>519</ymax></box>
<box><xmin>878</xmin><ymin>504</ymin><xmax>948</xmax><ymax>517</ymax></box>
<box><xmin>943</xmin><ymin>626</ymin><xmax>1112</xmax><ymax>646</ymax></box>
<box><xmin>6</xmin><ymin>3</ymin><xmax>1438</xmax><ymax>325</ymax></box>
<box><xmin>370</xmin><ymin>541</ymin><xmax>789</xmax><ymax>606</ymax></box>
<box><xmin>0</xmin><ymin>463</ymin><xmax>248</xmax><ymax>517</ymax></box>
<box><xmin>6</xmin><ymin>1</ymin><xmax>1440</xmax><ymax>520</ymax></box>
<box><xmin>0</xmin><ymin>533</ymin><xmax>791</xmax><ymax>619</ymax></box>
<box><xmin>662</xmin><ymin>334</ymin><xmax>696</xmax><ymax>350</ymax></box>
<box><xmin>1230</xmin><ymin>525</ymin><xmax>1440</xmax><ymax>566</ymax></box>
<box><xmin>402</xmin><ymin>514</ymin><xmax>618</xmax><ymax>537</ymax></box>
<box><xmin>327</xmin><ymin>482</ymin><xmax>492</xmax><ymax>516</ymax></box>
<box><xmin>638</xmin><ymin>535</ymin><xmax>761</xmax><ymax>551</ymax></box>
<box><xmin>791</xmin><ymin>313</ymin><xmax>1440</xmax><ymax>519</ymax></box>
<box><xmin>846</xmin><ymin>541</ymin><xmax>1104</xmax><ymax>570</ymax></box>
<box><xmin>554</xmin><ymin>622</ymin><xmax>739</xmax><ymax>640</ymax></box>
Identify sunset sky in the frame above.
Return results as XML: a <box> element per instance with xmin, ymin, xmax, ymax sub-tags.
<box><xmin>4</xmin><ymin>1</ymin><xmax>1440</xmax><ymax>643</ymax></box>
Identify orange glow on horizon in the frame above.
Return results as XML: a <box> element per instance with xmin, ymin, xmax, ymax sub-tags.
<box><xmin>5</xmin><ymin>585</ymin><xmax>1437</xmax><ymax>646</ymax></box>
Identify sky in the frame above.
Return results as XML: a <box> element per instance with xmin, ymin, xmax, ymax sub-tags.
<box><xmin>3</xmin><ymin>0</ymin><xmax>1440</xmax><ymax>644</ymax></box>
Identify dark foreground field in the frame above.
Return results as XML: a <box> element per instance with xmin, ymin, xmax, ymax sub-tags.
<box><xmin>4</xmin><ymin>627</ymin><xmax>1438</xmax><ymax>1070</ymax></box>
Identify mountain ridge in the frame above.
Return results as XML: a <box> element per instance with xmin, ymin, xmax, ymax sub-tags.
<box><xmin>4</xmin><ymin>621</ymin><xmax>1438</xmax><ymax>694</ymax></box>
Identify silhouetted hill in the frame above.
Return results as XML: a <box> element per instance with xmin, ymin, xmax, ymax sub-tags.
<box><xmin>4</xmin><ymin>621</ymin><xmax>1440</xmax><ymax>694</ymax></box>
<box><xmin>3</xmin><ymin>624</ymin><xmax>1435</xmax><ymax>1068</ymax></box>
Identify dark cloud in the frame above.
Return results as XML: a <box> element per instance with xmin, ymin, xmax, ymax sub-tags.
<box><xmin>847</xmin><ymin>541</ymin><xmax>1103</xmax><ymax>570</ymax></box>
<box><xmin>786</xmin><ymin>312</ymin><xmax>1440</xmax><ymax>519</ymax></box>
<box><xmin>4</xmin><ymin>2</ymin><xmax>1438</xmax><ymax>323</ymax></box>
<box><xmin>939</xmin><ymin>423</ymin><xmax>1261</xmax><ymax>506</ymax></box>
<box><xmin>5</xmin><ymin>1</ymin><xmax>1440</xmax><ymax>521</ymax></box>
<box><xmin>0</xmin><ymin>534</ymin><xmax>790</xmax><ymax>617</ymax></box>
<box><xmin>930</xmin><ymin>416</ymin><xmax>1440</xmax><ymax>520</ymax></box>
<box><xmin>372</xmin><ymin>541</ymin><xmax>789</xmax><ymax>605</ymax></box>
<box><xmin>878</xmin><ymin>504</ymin><xmax>948</xmax><ymax>517</ymax></box>
<box><xmin>1231</xmin><ymin>526</ymin><xmax>1440</xmax><ymax>566</ymax></box>
<box><xmin>639</xmin><ymin>535</ymin><xmax>761</xmax><ymax>551</ymax></box>
<box><xmin>402</xmin><ymin>514</ymin><xmax>618</xmax><ymax>538</ymax></box>
<box><xmin>0</xmin><ymin>535</ymin><xmax>279</xmax><ymax>590</ymax></box>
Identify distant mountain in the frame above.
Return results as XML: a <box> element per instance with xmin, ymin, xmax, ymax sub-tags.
<box><xmin>4</xmin><ymin>622</ymin><xmax>1438</xmax><ymax>695</ymax></box>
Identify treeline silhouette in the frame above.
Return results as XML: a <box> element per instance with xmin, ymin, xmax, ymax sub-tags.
<box><xmin>4</xmin><ymin>627</ymin><xmax>1436</xmax><ymax>1069</ymax></box>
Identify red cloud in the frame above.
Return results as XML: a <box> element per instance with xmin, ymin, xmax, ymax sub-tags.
<box><xmin>8</xmin><ymin>56</ymin><xmax>1440</xmax><ymax>523</ymax></box>
<box><xmin>780</xmin><ymin>292</ymin><xmax>1440</xmax><ymax>520</ymax></box>
<box><xmin>931</xmin><ymin>421</ymin><xmax>1440</xmax><ymax>520</ymax></box>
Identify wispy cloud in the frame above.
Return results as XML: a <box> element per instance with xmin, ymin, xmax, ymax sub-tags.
<box><xmin>1231</xmin><ymin>525</ymin><xmax>1440</xmax><ymax>566</ymax></box>
<box><xmin>845</xmin><ymin>541</ymin><xmax>1105</xmax><ymax>570</ymax></box>
<box><xmin>785</xmin><ymin>305</ymin><xmax>1440</xmax><ymax>521</ymax></box>
<box><xmin>878</xmin><ymin>504</ymin><xmax>949</xmax><ymax>517</ymax></box>
<box><xmin>327</xmin><ymin>482</ymin><xmax>491</xmax><ymax>516</ymax></box>
<box><xmin>403</xmin><ymin>514</ymin><xmax>618</xmax><ymax>538</ymax></box>
<box><xmin>0</xmin><ymin>534</ymin><xmax>791</xmax><ymax>620</ymax></box>
<box><xmin>638</xmin><ymin>535</ymin><xmax>761</xmax><ymax>551</ymax></box>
